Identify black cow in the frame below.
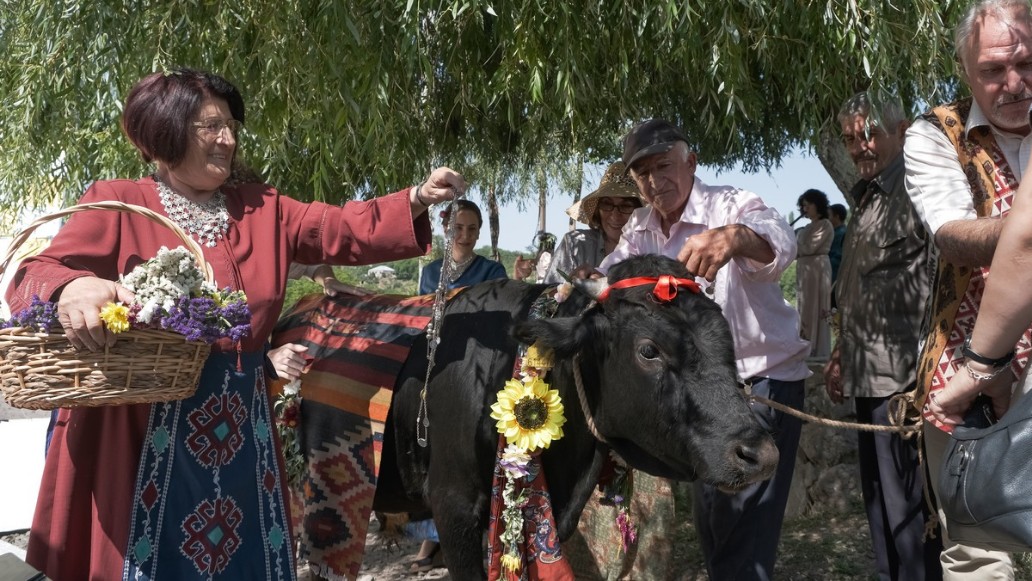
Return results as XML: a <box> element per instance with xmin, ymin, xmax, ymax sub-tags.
<box><xmin>369</xmin><ymin>254</ymin><xmax>778</xmax><ymax>579</ymax></box>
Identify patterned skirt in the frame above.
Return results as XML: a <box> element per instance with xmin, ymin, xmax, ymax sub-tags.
<box><xmin>123</xmin><ymin>351</ymin><xmax>295</xmax><ymax>579</ymax></box>
<box><xmin>27</xmin><ymin>351</ymin><xmax>296</xmax><ymax>580</ymax></box>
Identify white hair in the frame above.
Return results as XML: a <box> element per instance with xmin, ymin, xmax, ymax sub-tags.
<box><xmin>955</xmin><ymin>0</ymin><xmax>1032</xmax><ymax>74</ymax></box>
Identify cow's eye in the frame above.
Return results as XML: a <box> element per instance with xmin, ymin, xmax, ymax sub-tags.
<box><xmin>638</xmin><ymin>343</ymin><xmax>660</xmax><ymax>360</ymax></box>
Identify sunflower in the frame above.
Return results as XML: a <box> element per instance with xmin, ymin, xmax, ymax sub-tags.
<box><xmin>490</xmin><ymin>377</ymin><xmax>565</xmax><ymax>452</ymax></box>
<box><xmin>99</xmin><ymin>302</ymin><xmax>131</xmax><ymax>333</ymax></box>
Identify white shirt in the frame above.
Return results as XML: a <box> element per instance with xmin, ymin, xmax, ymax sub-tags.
<box><xmin>598</xmin><ymin>178</ymin><xmax>810</xmax><ymax>382</ymax></box>
<box><xmin>905</xmin><ymin>99</ymin><xmax>1032</xmax><ymax>235</ymax></box>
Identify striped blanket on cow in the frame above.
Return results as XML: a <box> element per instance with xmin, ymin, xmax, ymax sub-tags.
<box><xmin>271</xmin><ymin>291</ymin><xmax>449</xmax><ymax>580</ymax></box>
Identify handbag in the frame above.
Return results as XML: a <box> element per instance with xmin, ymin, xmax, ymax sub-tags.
<box><xmin>938</xmin><ymin>393</ymin><xmax>1032</xmax><ymax>552</ymax></box>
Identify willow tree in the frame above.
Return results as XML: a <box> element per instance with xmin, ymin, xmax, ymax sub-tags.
<box><xmin>0</xmin><ymin>0</ymin><xmax>963</xmax><ymax>219</ymax></box>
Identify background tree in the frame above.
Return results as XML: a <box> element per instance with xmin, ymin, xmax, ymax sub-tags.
<box><xmin>0</xmin><ymin>0</ymin><xmax>964</xmax><ymax>221</ymax></box>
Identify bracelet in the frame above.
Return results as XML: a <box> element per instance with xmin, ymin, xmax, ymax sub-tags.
<box><xmin>964</xmin><ymin>361</ymin><xmax>1008</xmax><ymax>382</ymax></box>
<box><xmin>415</xmin><ymin>183</ymin><xmax>431</xmax><ymax>207</ymax></box>
<box><xmin>962</xmin><ymin>335</ymin><xmax>1014</xmax><ymax>369</ymax></box>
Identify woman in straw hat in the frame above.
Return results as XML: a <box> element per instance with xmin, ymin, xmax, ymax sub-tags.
<box><xmin>547</xmin><ymin>163</ymin><xmax>674</xmax><ymax>580</ymax></box>
<box><xmin>542</xmin><ymin>161</ymin><xmax>642</xmax><ymax>284</ymax></box>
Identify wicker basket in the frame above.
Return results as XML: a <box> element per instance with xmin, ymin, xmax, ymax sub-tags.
<box><xmin>0</xmin><ymin>201</ymin><xmax>216</xmax><ymax>410</ymax></box>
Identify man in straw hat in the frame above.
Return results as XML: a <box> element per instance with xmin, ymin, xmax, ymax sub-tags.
<box><xmin>539</xmin><ymin>161</ymin><xmax>642</xmax><ymax>284</ymax></box>
<box><xmin>595</xmin><ymin>118</ymin><xmax>809</xmax><ymax>581</ymax></box>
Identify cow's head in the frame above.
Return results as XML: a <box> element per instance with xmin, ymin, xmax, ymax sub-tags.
<box><xmin>515</xmin><ymin>254</ymin><xmax>777</xmax><ymax>492</ymax></box>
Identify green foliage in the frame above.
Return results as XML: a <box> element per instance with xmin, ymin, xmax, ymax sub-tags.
<box><xmin>780</xmin><ymin>261</ymin><xmax>798</xmax><ymax>306</ymax></box>
<box><xmin>0</xmin><ymin>1</ymin><xmax>962</xmax><ymax>216</ymax></box>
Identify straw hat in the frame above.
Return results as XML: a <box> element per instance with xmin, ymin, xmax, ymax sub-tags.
<box><xmin>565</xmin><ymin>161</ymin><xmax>642</xmax><ymax>226</ymax></box>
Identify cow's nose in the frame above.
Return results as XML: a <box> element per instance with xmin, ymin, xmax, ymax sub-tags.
<box><xmin>734</xmin><ymin>438</ymin><xmax>779</xmax><ymax>479</ymax></box>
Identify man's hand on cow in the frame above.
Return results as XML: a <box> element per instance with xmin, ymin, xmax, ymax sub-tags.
<box><xmin>675</xmin><ymin>227</ymin><xmax>738</xmax><ymax>281</ymax></box>
<box><xmin>823</xmin><ymin>352</ymin><xmax>844</xmax><ymax>404</ymax></box>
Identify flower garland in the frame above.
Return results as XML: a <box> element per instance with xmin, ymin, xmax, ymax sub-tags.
<box><xmin>488</xmin><ymin>346</ymin><xmax>567</xmax><ymax>575</ymax></box>
<box><xmin>274</xmin><ymin>378</ymin><xmax>306</xmax><ymax>490</ymax></box>
<box><xmin>1</xmin><ymin>246</ymin><xmax>251</xmax><ymax>343</ymax></box>
<box><xmin>600</xmin><ymin>452</ymin><xmax>638</xmax><ymax>552</ymax></box>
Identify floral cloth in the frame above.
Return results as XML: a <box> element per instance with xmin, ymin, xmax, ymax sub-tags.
<box><xmin>486</xmin><ymin>437</ymin><xmax>575</xmax><ymax>581</ymax></box>
<box><xmin>563</xmin><ymin>472</ymin><xmax>676</xmax><ymax>580</ymax></box>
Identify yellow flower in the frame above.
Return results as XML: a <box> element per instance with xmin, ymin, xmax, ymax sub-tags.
<box><xmin>99</xmin><ymin>302</ymin><xmax>131</xmax><ymax>333</ymax></box>
<box><xmin>490</xmin><ymin>377</ymin><xmax>565</xmax><ymax>452</ymax></box>
<box><xmin>500</xmin><ymin>552</ymin><xmax>522</xmax><ymax>573</ymax></box>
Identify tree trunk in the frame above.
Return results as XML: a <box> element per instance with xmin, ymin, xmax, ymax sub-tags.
<box><xmin>569</xmin><ymin>157</ymin><xmax>584</xmax><ymax>232</ymax></box>
<box><xmin>487</xmin><ymin>180</ymin><xmax>500</xmax><ymax>261</ymax></box>
<box><xmin>814</xmin><ymin>124</ymin><xmax>859</xmax><ymax>208</ymax></box>
<box><xmin>537</xmin><ymin>169</ymin><xmax>547</xmax><ymax>236</ymax></box>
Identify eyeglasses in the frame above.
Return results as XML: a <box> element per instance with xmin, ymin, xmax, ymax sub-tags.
<box><xmin>192</xmin><ymin>118</ymin><xmax>243</xmax><ymax>138</ymax></box>
<box><xmin>598</xmin><ymin>201</ymin><xmax>637</xmax><ymax>215</ymax></box>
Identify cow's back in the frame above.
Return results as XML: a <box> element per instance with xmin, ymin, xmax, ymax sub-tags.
<box><xmin>375</xmin><ymin>279</ymin><xmax>551</xmax><ymax>510</ymax></box>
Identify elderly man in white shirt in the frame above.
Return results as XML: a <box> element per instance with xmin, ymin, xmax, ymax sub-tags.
<box><xmin>596</xmin><ymin>119</ymin><xmax>809</xmax><ymax>581</ymax></box>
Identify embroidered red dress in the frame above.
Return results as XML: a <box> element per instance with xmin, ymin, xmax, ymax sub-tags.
<box><xmin>6</xmin><ymin>176</ymin><xmax>431</xmax><ymax>580</ymax></box>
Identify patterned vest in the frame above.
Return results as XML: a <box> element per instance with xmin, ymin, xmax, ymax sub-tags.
<box><xmin>916</xmin><ymin>99</ymin><xmax>1032</xmax><ymax>430</ymax></box>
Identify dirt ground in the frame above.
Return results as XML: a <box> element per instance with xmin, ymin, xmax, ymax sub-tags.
<box><xmin>6</xmin><ymin>495</ymin><xmax>1030</xmax><ymax>579</ymax></box>
<box><xmin>0</xmin><ymin>505</ymin><xmax>866</xmax><ymax>580</ymax></box>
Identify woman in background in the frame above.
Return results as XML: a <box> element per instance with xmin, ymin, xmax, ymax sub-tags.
<box><xmin>542</xmin><ymin>161</ymin><xmax>642</xmax><ymax>284</ymax></box>
<box><xmin>410</xmin><ymin>198</ymin><xmax>506</xmax><ymax>571</ymax></box>
<box><xmin>418</xmin><ymin>199</ymin><xmax>506</xmax><ymax>294</ymax></box>
<box><xmin>795</xmin><ymin>188</ymin><xmax>834</xmax><ymax>361</ymax></box>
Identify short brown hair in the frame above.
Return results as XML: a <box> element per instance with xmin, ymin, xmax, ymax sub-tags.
<box><xmin>121</xmin><ymin>67</ymin><xmax>245</xmax><ymax>166</ymax></box>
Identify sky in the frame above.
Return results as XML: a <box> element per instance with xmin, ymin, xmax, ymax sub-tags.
<box><xmin>486</xmin><ymin>148</ymin><xmax>847</xmax><ymax>254</ymax></box>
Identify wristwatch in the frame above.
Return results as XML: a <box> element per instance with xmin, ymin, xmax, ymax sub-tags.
<box><xmin>961</xmin><ymin>335</ymin><xmax>1014</xmax><ymax>369</ymax></box>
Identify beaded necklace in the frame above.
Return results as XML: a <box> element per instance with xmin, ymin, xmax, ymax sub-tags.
<box><xmin>446</xmin><ymin>253</ymin><xmax>476</xmax><ymax>283</ymax></box>
<box><xmin>153</xmin><ymin>174</ymin><xmax>229</xmax><ymax>248</ymax></box>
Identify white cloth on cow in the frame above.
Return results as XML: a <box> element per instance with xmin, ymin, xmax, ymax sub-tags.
<box><xmin>598</xmin><ymin>177</ymin><xmax>810</xmax><ymax>382</ymax></box>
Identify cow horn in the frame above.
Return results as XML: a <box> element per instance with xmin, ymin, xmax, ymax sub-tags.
<box><xmin>572</xmin><ymin>276</ymin><xmax>608</xmax><ymax>300</ymax></box>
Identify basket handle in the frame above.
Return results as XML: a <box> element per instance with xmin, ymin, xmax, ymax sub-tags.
<box><xmin>0</xmin><ymin>201</ymin><xmax>215</xmax><ymax>285</ymax></box>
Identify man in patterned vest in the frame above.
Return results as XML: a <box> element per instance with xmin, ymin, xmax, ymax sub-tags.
<box><xmin>905</xmin><ymin>0</ymin><xmax>1032</xmax><ymax>578</ymax></box>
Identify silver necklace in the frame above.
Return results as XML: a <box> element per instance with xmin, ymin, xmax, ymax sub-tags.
<box><xmin>447</xmin><ymin>253</ymin><xmax>476</xmax><ymax>283</ymax></box>
<box><xmin>153</xmin><ymin>175</ymin><xmax>229</xmax><ymax>248</ymax></box>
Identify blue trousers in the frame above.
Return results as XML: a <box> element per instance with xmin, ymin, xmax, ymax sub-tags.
<box><xmin>856</xmin><ymin>395</ymin><xmax>942</xmax><ymax>581</ymax></box>
<box><xmin>693</xmin><ymin>377</ymin><xmax>804</xmax><ymax>581</ymax></box>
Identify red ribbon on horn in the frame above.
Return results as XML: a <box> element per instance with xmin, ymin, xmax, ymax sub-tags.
<box><xmin>597</xmin><ymin>275</ymin><xmax>701</xmax><ymax>303</ymax></box>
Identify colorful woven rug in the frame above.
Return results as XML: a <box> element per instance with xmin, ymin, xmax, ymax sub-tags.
<box><xmin>271</xmin><ymin>291</ymin><xmax>444</xmax><ymax>580</ymax></box>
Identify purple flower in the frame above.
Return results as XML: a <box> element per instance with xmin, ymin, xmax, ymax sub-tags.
<box><xmin>161</xmin><ymin>294</ymin><xmax>251</xmax><ymax>343</ymax></box>
<box><xmin>3</xmin><ymin>296</ymin><xmax>60</xmax><ymax>332</ymax></box>
<box><xmin>617</xmin><ymin>509</ymin><xmax>637</xmax><ymax>551</ymax></box>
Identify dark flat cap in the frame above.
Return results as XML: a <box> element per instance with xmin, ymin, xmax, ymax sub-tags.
<box><xmin>622</xmin><ymin>119</ymin><xmax>688</xmax><ymax>171</ymax></box>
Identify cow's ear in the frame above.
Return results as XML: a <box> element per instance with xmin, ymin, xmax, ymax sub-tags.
<box><xmin>513</xmin><ymin>311</ymin><xmax>607</xmax><ymax>358</ymax></box>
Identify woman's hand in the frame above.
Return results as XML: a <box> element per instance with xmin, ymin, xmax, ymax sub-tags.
<box><xmin>926</xmin><ymin>362</ymin><xmax>1016</xmax><ymax>426</ymax></box>
<box><xmin>410</xmin><ymin>167</ymin><xmax>466</xmax><ymax>213</ymax></box>
<box><xmin>513</xmin><ymin>256</ymin><xmax>535</xmax><ymax>281</ymax></box>
<box><xmin>268</xmin><ymin>343</ymin><xmax>311</xmax><ymax>382</ymax></box>
<box><xmin>321</xmin><ymin>278</ymin><xmax>371</xmax><ymax>297</ymax></box>
<box><xmin>311</xmin><ymin>265</ymin><xmax>371</xmax><ymax>297</ymax></box>
<box><xmin>57</xmin><ymin>276</ymin><xmax>135</xmax><ymax>351</ymax></box>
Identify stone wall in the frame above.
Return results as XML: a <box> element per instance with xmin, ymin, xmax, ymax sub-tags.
<box><xmin>784</xmin><ymin>362</ymin><xmax>863</xmax><ymax>518</ymax></box>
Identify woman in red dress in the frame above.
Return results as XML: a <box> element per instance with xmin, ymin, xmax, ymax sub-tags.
<box><xmin>6</xmin><ymin>67</ymin><xmax>462</xmax><ymax>581</ymax></box>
